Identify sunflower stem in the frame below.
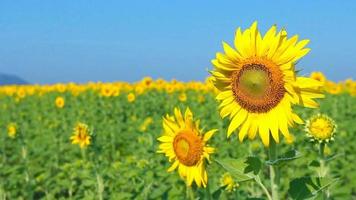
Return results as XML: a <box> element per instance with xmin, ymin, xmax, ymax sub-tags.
<box><xmin>186</xmin><ymin>185</ymin><xmax>195</xmax><ymax>200</ymax></box>
<box><xmin>255</xmin><ymin>176</ymin><xmax>273</xmax><ymax>200</ymax></box>
<box><xmin>319</xmin><ymin>143</ymin><xmax>329</xmax><ymax>199</ymax></box>
<box><xmin>268</xmin><ymin>138</ymin><xmax>279</xmax><ymax>200</ymax></box>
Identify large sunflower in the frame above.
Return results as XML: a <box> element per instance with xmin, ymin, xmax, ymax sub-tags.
<box><xmin>157</xmin><ymin>107</ymin><xmax>216</xmax><ymax>187</ymax></box>
<box><xmin>210</xmin><ymin>21</ymin><xmax>324</xmax><ymax>146</ymax></box>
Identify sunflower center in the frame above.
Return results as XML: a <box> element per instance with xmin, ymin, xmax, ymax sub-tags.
<box><xmin>173</xmin><ymin>130</ymin><xmax>203</xmax><ymax>166</ymax></box>
<box><xmin>232</xmin><ymin>63</ymin><xmax>285</xmax><ymax>113</ymax></box>
<box><xmin>239</xmin><ymin>68</ymin><xmax>270</xmax><ymax>98</ymax></box>
<box><xmin>309</xmin><ymin>119</ymin><xmax>334</xmax><ymax>139</ymax></box>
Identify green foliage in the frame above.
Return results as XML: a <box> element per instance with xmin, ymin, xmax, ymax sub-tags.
<box><xmin>244</xmin><ymin>156</ymin><xmax>262</xmax><ymax>175</ymax></box>
<box><xmin>266</xmin><ymin>150</ymin><xmax>302</xmax><ymax>166</ymax></box>
<box><xmin>216</xmin><ymin>158</ymin><xmax>255</xmax><ymax>182</ymax></box>
<box><xmin>288</xmin><ymin>177</ymin><xmax>339</xmax><ymax>200</ymax></box>
<box><xmin>0</xmin><ymin>92</ymin><xmax>355</xmax><ymax>199</ymax></box>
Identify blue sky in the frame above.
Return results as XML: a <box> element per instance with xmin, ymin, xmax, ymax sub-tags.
<box><xmin>0</xmin><ymin>0</ymin><xmax>355</xmax><ymax>84</ymax></box>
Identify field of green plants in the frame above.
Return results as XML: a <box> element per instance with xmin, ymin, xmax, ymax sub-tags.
<box><xmin>0</xmin><ymin>90</ymin><xmax>355</xmax><ymax>199</ymax></box>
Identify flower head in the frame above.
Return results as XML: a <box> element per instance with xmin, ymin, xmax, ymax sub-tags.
<box><xmin>210</xmin><ymin>21</ymin><xmax>324</xmax><ymax>146</ymax></box>
<box><xmin>305</xmin><ymin>114</ymin><xmax>336</xmax><ymax>143</ymax></box>
<box><xmin>70</xmin><ymin>122</ymin><xmax>92</xmax><ymax>148</ymax></box>
<box><xmin>55</xmin><ymin>96</ymin><xmax>65</xmax><ymax>108</ymax></box>
<box><xmin>220</xmin><ymin>173</ymin><xmax>239</xmax><ymax>192</ymax></box>
<box><xmin>157</xmin><ymin>107</ymin><xmax>216</xmax><ymax>187</ymax></box>
<box><xmin>310</xmin><ymin>72</ymin><xmax>326</xmax><ymax>84</ymax></box>
<box><xmin>127</xmin><ymin>92</ymin><xmax>136</xmax><ymax>102</ymax></box>
<box><xmin>7</xmin><ymin>123</ymin><xmax>17</xmax><ymax>138</ymax></box>
<box><xmin>179</xmin><ymin>92</ymin><xmax>187</xmax><ymax>102</ymax></box>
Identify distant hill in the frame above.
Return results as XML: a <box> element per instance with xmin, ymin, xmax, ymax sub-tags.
<box><xmin>0</xmin><ymin>73</ymin><xmax>28</xmax><ymax>85</ymax></box>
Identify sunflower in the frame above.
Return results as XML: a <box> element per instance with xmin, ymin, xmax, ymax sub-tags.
<box><xmin>7</xmin><ymin>123</ymin><xmax>17</xmax><ymax>138</ymax></box>
<box><xmin>310</xmin><ymin>72</ymin><xmax>326</xmax><ymax>84</ymax></box>
<box><xmin>55</xmin><ymin>96</ymin><xmax>65</xmax><ymax>108</ymax></box>
<box><xmin>157</xmin><ymin>107</ymin><xmax>216</xmax><ymax>187</ymax></box>
<box><xmin>178</xmin><ymin>92</ymin><xmax>187</xmax><ymax>102</ymax></box>
<box><xmin>210</xmin><ymin>21</ymin><xmax>324</xmax><ymax>146</ymax></box>
<box><xmin>127</xmin><ymin>92</ymin><xmax>136</xmax><ymax>102</ymax></box>
<box><xmin>100</xmin><ymin>85</ymin><xmax>113</xmax><ymax>97</ymax></box>
<box><xmin>305</xmin><ymin>114</ymin><xmax>336</xmax><ymax>143</ymax></box>
<box><xmin>220</xmin><ymin>172</ymin><xmax>239</xmax><ymax>192</ymax></box>
<box><xmin>70</xmin><ymin>122</ymin><xmax>91</xmax><ymax>148</ymax></box>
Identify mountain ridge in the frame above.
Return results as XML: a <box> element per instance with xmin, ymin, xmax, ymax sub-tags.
<box><xmin>0</xmin><ymin>73</ymin><xmax>28</xmax><ymax>85</ymax></box>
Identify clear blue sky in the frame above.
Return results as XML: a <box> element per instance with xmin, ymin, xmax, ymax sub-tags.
<box><xmin>0</xmin><ymin>0</ymin><xmax>355</xmax><ymax>84</ymax></box>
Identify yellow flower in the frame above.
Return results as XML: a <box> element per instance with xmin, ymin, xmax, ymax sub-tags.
<box><xmin>210</xmin><ymin>21</ymin><xmax>324</xmax><ymax>146</ymax></box>
<box><xmin>70</xmin><ymin>123</ymin><xmax>91</xmax><ymax>148</ymax></box>
<box><xmin>306</xmin><ymin>114</ymin><xmax>336</xmax><ymax>143</ymax></box>
<box><xmin>127</xmin><ymin>92</ymin><xmax>136</xmax><ymax>102</ymax></box>
<box><xmin>178</xmin><ymin>92</ymin><xmax>187</xmax><ymax>102</ymax></box>
<box><xmin>7</xmin><ymin>123</ymin><xmax>17</xmax><ymax>138</ymax></box>
<box><xmin>325</xmin><ymin>81</ymin><xmax>343</xmax><ymax>95</ymax></box>
<box><xmin>100</xmin><ymin>85</ymin><xmax>113</xmax><ymax>97</ymax></box>
<box><xmin>157</xmin><ymin>107</ymin><xmax>216</xmax><ymax>187</ymax></box>
<box><xmin>55</xmin><ymin>96</ymin><xmax>65</xmax><ymax>108</ymax></box>
<box><xmin>17</xmin><ymin>88</ymin><xmax>26</xmax><ymax>99</ymax></box>
<box><xmin>220</xmin><ymin>173</ymin><xmax>239</xmax><ymax>192</ymax></box>
<box><xmin>310</xmin><ymin>72</ymin><xmax>326</xmax><ymax>84</ymax></box>
<box><xmin>166</xmin><ymin>85</ymin><xmax>174</xmax><ymax>94</ymax></box>
<box><xmin>135</xmin><ymin>85</ymin><xmax>145</xmax><ymax>95</ymax></box>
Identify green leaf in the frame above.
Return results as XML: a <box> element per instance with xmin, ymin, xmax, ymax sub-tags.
<box><xmin>244</xmin><ymin>156</ymin><xmax>262</xmax><ymax>175</ymax></box>
<box><xmin>212</xmin><ymin>186</ymin><xmax>224</xmax><ymax>199</ymax></box>
<box><xmin>266</xmin><ymin>149</ymin><xmax>302</xmax><ymax>166</ymax></box>
<box><xmin>215</xmin><ymin>158</ymin><xmax>254</xmax><ymax>182</ymax></box>
<box><xmin>309</xmin><ymin>160</ymin><xmax>320</xmax><ymax>167</ymax></box>
<box><xmin>288</xmin><ymin>176</ymin><xmax>339</xmax><ymax>200</ymax></box>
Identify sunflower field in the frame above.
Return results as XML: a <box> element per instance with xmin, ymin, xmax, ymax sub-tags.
<box><xmin>1</xmin><ymin>22</ymin><xmax>356</xmax><ymax>200</ymax></box>
<box><xmin>0</xmin><ymin>76</ymin><xmax>355</xmax><ymax>199</ymax></box>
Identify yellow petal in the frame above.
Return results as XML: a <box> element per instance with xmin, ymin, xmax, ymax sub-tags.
<box><xmin>269</xmin><ymin>110</ymin><xmax>280</xmax><ymax>143</ymax></box>
<box><xmin>203</xmin><ymin>129</ymin><xmax>217</xmax><ymax>142</ymax></box>
<box><xmin>238</xmin><ymin>116</ymin><xmax>251</xmax><ymax>142</ymax></box>
<box><xmin>157</xmin><ymin>135</ymin><xmax>173</xmax><ymax>142</ymax></box>
<box><xmin>167</xmin><ymin>160</ymin><xmax>179</xmax><ymax>172</ymax></box>
<box><xmin>227</xmin><ymin>109</ymin><xmax>248</xmax><ymax>137</ymax></box>
<box><xmin>174</xmin><ymin>107</ymin><xmax>185</xmax><ymax>128</ymax></box>
<box><xmin>292</xmin><ymin>113</ymin><xmax>304</xmax><ymax>124</ymax></box>
<box><xmin>258</xmin><ymin>116</ymin><xmax>270</xmax><ymax>147</ymax></box>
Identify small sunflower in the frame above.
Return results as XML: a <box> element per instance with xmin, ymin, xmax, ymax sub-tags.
<box><xmin>157</xmin><ymin>107</ymin><xmax>216</xmax><ymax>187</ymax></box>
<box><xmin>210</xmin><ymin>21</ymin><xmax>324</xmax><ymax>146</ymax></box>
<box><xmin>70</xmin><ymin>122</ymin><xmax>92</xmax><ymax>148</ymax></box>
<box><xmin>100</xmin><ymin>85</ymin><xmax>113</xmax><ymax>97</ymax></box>
<box><xmin>178</xmin><ymin>92</ymin><xmax>187</xmax><ymax>102</ymax></box>
<box><xmin>55</xmin><ymin>96</ymin><xmax>65</xmax><ymax>108</ymax></box>
<box><xmin>305</xmin><ymin>114</ymin><xmax>336</xmax><ymax>143</ymax></box>
<box><xmin>7</xmin><ymin>123</ymin><xmax>17</xmax><ymax>138</ymax></box>
<box><xmin>310</xmin><ymin>72</ymin><xmax>326</xmax><ymax>84</ymax></box>
<box><xmin>127</xmin><ymin>92</ymin><xmax>136</xmax><ymax>103</ymax></box>
<box><xmin>220</xmin><ymin>172</ymin><xmax>239</xmax><ymax>192</ymax></box>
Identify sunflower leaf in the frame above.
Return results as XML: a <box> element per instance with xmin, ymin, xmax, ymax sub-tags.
<box><xmin>266</xmin><ymin>149</ymin><xmax>302</xmax><ymax>166</ymax></box>
<box><xmin>288</xmin><ymin>176</ymin><xmax>339</xmax><ymax>200</ymax></box>
<box><xmin>244</xmin><ymin>156</ymin><xmax>262</xmax><ymax>175</ymax></box>
<box><xmin>211</xmin><ymin>186</ymin><xmax>224</xmax><ymax>199</ymax></box>
<box><xmin>215</xmin><ymin>158</ymin><xmax>255</xmax><ymax>182</ymax></box>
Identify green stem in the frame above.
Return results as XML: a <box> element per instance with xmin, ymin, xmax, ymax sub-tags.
<box><xmin>268</xmin><ymin>138</ymin><xmax>279</xmax><ymax>200</ymax></box>
<box><xmin>96</xmin><ymin>172</ymin><xmax>104</xmax><ymax>200</ymax></box>
<box><xmin>186</xmin><ymin>185</ymin><xmax>195</xmax><ymax>200</ymax></box>
<box><xmin>319</xmin><ymin>143</ymin><xmax>329</xmax><ymax>199</ymax></box>
<box><xmin>255</xmin><ymin>176</ymin><xmax>273</xmax><ymax>200</ymax></box>
<box><xmin>206</xmin><ymin>183</ymin><xmax>211</xmax><ymax>200</ymax></box>
<box><xmin>81</xmin><ymin>148</ymin><xmax>87</xmax><ymax>162</ymax></box>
